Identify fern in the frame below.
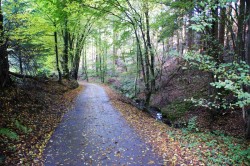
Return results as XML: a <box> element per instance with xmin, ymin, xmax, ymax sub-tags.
<box><xmin>0</xmin><ymin>128</ymin><xmax>19</xmax><ymax>140</ymax></box>
<box><xmin>15</xmin><ymin>120</ymin><xmax>32</xmax><ymax>133</ymax></box>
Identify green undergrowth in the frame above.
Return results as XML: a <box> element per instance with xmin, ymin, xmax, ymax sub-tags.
<box><xmin>0</xmin><ymin>128</ymin><xmax>19</xmax><ymax>140</ymax></box>
<box><xmin>0</xmin><ymin>119</ymin><xmax>31</xmax><ymax>141</ymax></box>
<box><xmin>14</xmin><ymin>120</ymin><xmax>32</xmax><ymax>134</ymax></box>
<box><xmin>167</xmin><ymin>118</ymin><xmax>250</xmax><ymax>165</ymax></box>
<box><xmin>161</xmin><ymin>100</ymin><xmax>193</xmax><ymax>121</ymax></box>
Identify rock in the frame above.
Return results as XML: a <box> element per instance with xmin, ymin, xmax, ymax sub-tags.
<box><xmin>162</xmin><ymin>119</ymin><xmax>172</xmax><ymax>126</ymax></box>
<box><xmin>135</xmin><ymin>99</ymin><xmax>145</xmax><ymax>110</ymax></box>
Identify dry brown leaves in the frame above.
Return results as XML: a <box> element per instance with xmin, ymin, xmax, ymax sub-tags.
<box><xmin>103</xmin><ymin>85</ymin><xmax>213</xmax><ymax>166</ymax></box>
<box><xmin>103</xmin><ymin>84</ymin><xmax>250</xmax><ymax>165</ymax></box>
<box><xmin>0</xmin><ymin>79</ymin><xmax>83</xmax><ymax>165</ymax></box>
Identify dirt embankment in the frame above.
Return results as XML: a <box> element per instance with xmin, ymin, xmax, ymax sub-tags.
<box><xmin>152</xmin><ymin>58</ymin><xmax>246</xmax><ymax>138</ymax></box>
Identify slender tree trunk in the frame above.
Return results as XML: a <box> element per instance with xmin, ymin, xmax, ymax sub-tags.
<box><xmin>187</xmin><ymin>12</ymin><xmax>193</xmax><ymax>50</ymax></box>
<box><xmin>138</xmin><ymin>22</ymin><xmax>151</xmax><ymax>106</ymax></box>
<box><xmin>219</xmin><ymin>7</ymin><xmax>226</xmax><ymax>62</ymax></box>
<box><xmin>98</xmin><ymin>32</ymin><xmax>102</xmax><ymax>81</ymax></box>
<box><xmin>84</xmin><ymin>44</ymin><xmax>88</xmax><ymax>82</ymax></box>
<box><xmin>211</xmin><ymin>0</ymin><xmax>219</xmax><ymax>41</ymax></box>
<box><xmin>245</xmin><ymin>0</ymin><xmax>250</xmax><ymax>139</ymax></box>
<box><xmin>176</xmin><ymin>31</ymin><xmax>180</xmax><ymax>54</ymax></box>
<box><xmin>145</xmin><ymin>3</ymin><xmax>155</xmax><ymax>92</ymax></box>
<box><xmin>62</xmin><ymin>20</ymin><xmax>70</xmax><ymax>79</ymax></box>
<box><xmin>134</xmin><ymin>27</ymin><xmax>146</xmax><ymax>84</ymax></box>
<box><xmin>72</xmin><ymin>37</ymin><xmax>82</xmax><ymax>80</ymax></box>
<box><xmin>95</xmin><ymin>37</ymin><xmax>99</xmax><ymax>76</ymax></box>
<box><xmin>82</xmin><ymin>44</ymin><xmax>85</xmax><ymax>73</ymax></box>
<box><xmin>69</xmin><ymin>33</ymin><xmax>74</xmax><ymax>69</ymax></box>
<box><xmin>73</xmin><ymin>51</ymin><xmax>81</xmax><ymax>80</ymax></box>
<box><xmin>135</xmin><ymin>37</ymin><xmax>139</xmax><ymax>97</ymax></box>
<box><xmin>0</xmin><ymin>1</ymin><xmax>11</xmax><ymax>88</ymax></box>
<box><xmin>183</xmin><ymin>16</ymin><xmax>187</xmax><ymax>53</ymax></box>
<box><xmin>112</xmin><ymin>22</ymin><xmax>118</xmax><ymax>72</ymax></box>
<box><xmin>237</xmin><ymin>0</ymin><xmax>246</xmax><ymax>61</ymax></box>
<box><xmin>247</xmin><ymin>0</ymin><xmax>250</xmax><ymax>66</ymax></box>
<box><xmin>54</xmin><ymin>25</ymin><xmax>62</xmax><ymax>82</ymax></box>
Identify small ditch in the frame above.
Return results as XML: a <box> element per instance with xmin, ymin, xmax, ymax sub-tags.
<box><xmin>134</xmin><ymin>99</ymin><xmax>187</xmax><ymax>129</ymax></box>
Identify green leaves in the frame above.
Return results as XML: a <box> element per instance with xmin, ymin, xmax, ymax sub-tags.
<box><xmin>15</xmin><ymin>120</ymin><xmax>32</xmax><ymax>134</ymax></box>
<box><xmin>184</xmin><ymin>52</ymin><xmax>250</xmax><ymax>109</ymax></box>
<box><xmin>0</xmin><ymin>128</ymin><xmax>19</xmax><ymax>140</ymax></box>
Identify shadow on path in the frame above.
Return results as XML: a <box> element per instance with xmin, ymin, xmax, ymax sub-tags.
<box><xmin>43</xmin><ymin>83</ymin><xmax>163</xmax><ymax>165</ymax></box>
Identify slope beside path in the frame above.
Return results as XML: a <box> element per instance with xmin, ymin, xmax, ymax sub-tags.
<box><xmin>43</xmin><ymin>83</ymin><xmax>163</xmax><ymax>165</ymax></box>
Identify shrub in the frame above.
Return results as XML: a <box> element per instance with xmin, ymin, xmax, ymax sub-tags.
<box><xmin>184</xmin><ymin>52</ymin><xmax>250</xmax><ymax>110</ymax></box>
<box><xmin>187</xmin><ymin>116</ymin><xmax>198</xmax><ymax>132</ymax></box>
<box><xmin>161</xmin><ymin>100</ymin><xmax>193</xmax><ymax>121</ymax></box>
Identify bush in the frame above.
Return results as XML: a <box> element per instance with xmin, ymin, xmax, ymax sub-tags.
<box><xmin>116</xmin><ymin>76</ymin><xmax>136</xmax><ymax>98</ymax></box>
<box><xmin>187</xmin><ymin>116</ymin><xmax>198</xmax><ymax>132</ymax></box>
<box><xmin>37</xmin><ymin>68</ymin><xmax>51</xmax><ymax>78</ymax></box>
<box><xmin>184</xmin><ymin>52</ymin><xmax>250</xmax><ymax>110</ymax></box>
<box><xmin>161</xmin><ymin>100</ymin><xmax>193</xmax><ymax>121</ymax></box>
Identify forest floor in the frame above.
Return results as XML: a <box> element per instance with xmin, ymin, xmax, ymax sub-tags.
<box><xmin>0</xmin><ymin>78</ymin><xmax>82</xmax><ymax>165</ymax></box>
<box><xmin>103</xmin><ymin>84</ymin><xmax>250</xmax><ymax>165</ymax></box>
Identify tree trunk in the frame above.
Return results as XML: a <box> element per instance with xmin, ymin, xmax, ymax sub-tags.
<box><xmin>95</xmin><ymin>37</ymin><xmax>99</xmax><ymax>76</ymax></box>
<box><xmin>218</xmin><ymin>7</ymin><xmax>226</xmax><ymax>62</ymax></box>
<box><xmin>73</xmin><ymin>51</ymin><xmax>81</xmax><ymax>80</ymax></box>
<box><xmin>54</xmin><ymin>27</ymin><xmax>62</xmax><ymax>82</ymax></box>
<box><xmin>112</xmin><ymin>22</ymin><xmax>118</xmax><ymax>72</ymax></box>
<box><xmin>246</xmin><ymin>0</ymin><xmax>250</xmax><ymax>65</ymax></box>
<box><xmin>138</xmin><ymin>22</ymin><xmax>151</xmax><ymax>106</ymax></box>
<box><xmin>83</xmin><ymin>45</ymin><xmax>88</xmax><ymax>82</ymax></box>
<box><xmin>134</xmin><ymin>27</ymin><xmax>146</xmax><ymax>85</ymax></box>
<box><xmin>176</xmin><ymin>30</ymin><xmax>180</xmax><ymax>54</ymax></box>
<box><xmin>211</xmin><ymin>0</ymin><xmax>219</xmax><ymax>41</ymax></box>
<box><xmin>69</xmin><ymin>33</ymin><xmax>75</xmax><ymax>69</ymax></box>
<box><xmin>0</xmin><ymin>1</ymin><xmax>11</xmax><ymax>88</ymax></box>
<box><xmin>187</xmin><ymin>11</ymin><xmax>193</xmax><ymax>50</ymax></box>
<box><xmin>237</xmin><ymin>0</ymin><xmax>246</xmax><ymax>61</ymax></box>
<box><xmin>245</xmin><ymin>0</ymin><xmax>250</xmax><ymax>139</ymax></box>
<box><xmin>211</xmin><ymin>0</ymin><xmax>219</xmax><ymax>61</ymax></box>
<box><xmin>62</xmin><ymin>20</ymin><xmax>70</xmax><ymax>79</ymax></box>
<box><xmin>145</xmin><ymin>2</ymin><xmax>155</xmax><ymax>92</ymax></box>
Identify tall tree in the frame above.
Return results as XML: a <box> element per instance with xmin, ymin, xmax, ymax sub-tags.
<box><xmin>247</xmin><ymin>0</ymin><xmax>250</xmax><ymax>65</ymax></box>
<box><xmin>237</xmin><ymin>0</ymin><xmax>246</xmax><ymax>61</ymax></box>
<box><xmin>0</xmin><ymin>0</ymin><xmax>11</xmax><ymax>88</ymax></box>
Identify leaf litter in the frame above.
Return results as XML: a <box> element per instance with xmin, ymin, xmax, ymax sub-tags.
<box><xmin>103</xmin><ymin>85</ymin><xmax>250</xmax><ymax>166</ymax></box>
<box><xmin>0</xmin><ymin>79</ymin><xmax>82</xmax><ymax>165</ymax></box>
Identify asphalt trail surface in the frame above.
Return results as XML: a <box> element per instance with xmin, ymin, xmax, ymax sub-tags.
<box><xmin>43</xmin><ymin>83</ymin><xmax>163</xmax><ymax>165</ymax></box>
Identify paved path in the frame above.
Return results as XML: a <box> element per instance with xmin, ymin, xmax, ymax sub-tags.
<box><xmin>43</xmin><ymin>83</ymin><xmax>163</xmax><ymax>165</ymax></box>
